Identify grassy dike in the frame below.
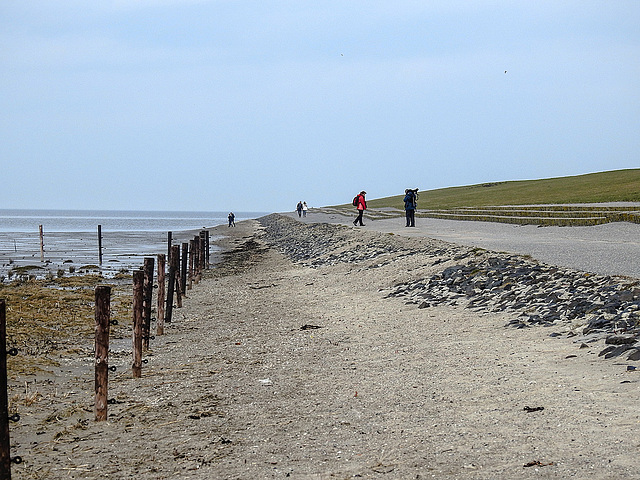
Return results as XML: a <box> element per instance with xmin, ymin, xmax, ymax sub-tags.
<box><xmin>366</xmin><ymin>168</ymin><xmax>640</xmax><ymax>209</ymax></box>
<box><xmin>329</xmin><ymin>169</ymin><xmax>640</xmax><ymax>226</ymax></box>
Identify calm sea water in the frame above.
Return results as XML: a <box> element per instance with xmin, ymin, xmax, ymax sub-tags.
<box><xmin>0</xmin><ymin>209</ymin><xmax>266</xmax><ymax>233</ymax></box>
<box><xmin>0</xmin><ymin>209</ymin><xmax>268</xmax><ymax>279</ymax></box>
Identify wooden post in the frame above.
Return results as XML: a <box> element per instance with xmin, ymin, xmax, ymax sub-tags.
<box><xmin>188</xmin><ymin>239</ymin><xmax>195</xmax><ymax>290</ymax></box>
<box><xmin>0</xmin><ymin>299</ymin><xmax>11</xmax><ymax>479</ymax></box>
<box><xmin>39</xmin><ymin>225</ymin><xmax>44</xmax><ymax>263</ymax></box>
<box><xmin>198</xmin><ymin>233</ymin><xmax>206</xmax><ymax>281</ymax></box>
<box><xmin>205</xmin><ymin>230</ymin><xmax>210</xmax><ymax>269</ymax></box>
<box><xmin>181</xmin><ymin>243</ymin><xmax>188</xmax><ymax>296</ymax></box>
<box><xmin>142</xmin><ymin>257</ymin><xmax>154</xmax><ymax>351</ymax></box>
<box><xmin>156</xmin><ymin>254</ymin><xmax>166</xmax><ymax>336</ymax></box>
<box><xmin>97</xmin><ymin>225</ymin><xmax>103</xmax><ymax>266</ymax></box>
<box><xmin>167</xmin><ymin>231</ymin><xmax>172</xmax><ymax>259</ymax></box>
<box><xmin>174</xmin><ymin>247</ymin><xmax>182</xmax><ymax>309</ymax></box>
<box><xmin>165</xmin><ymin>246</ymin><xmax>179</xmax><ymax>324</ymax></box>
<box><xmin>94</xmin><ymin>286</ymin><xmax>111</xmax><ymax>421</ymax></box>
<box><xmin>132</xmin><ymin>271</ymin><xmax>144</xmax><ymax>378</ymax></box>
<box><xmin>193</xmin><ymin>235</ymin><xmax>200</xmax><ymax>284</ymax></box>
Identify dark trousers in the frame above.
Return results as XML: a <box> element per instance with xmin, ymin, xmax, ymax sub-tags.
<box><xmin>405</xmin><ymin>209</ymin><xmax>415</xmax><ymax>227</ymax></box>
<box><xmin>354</xmin><ymin>209</ymin><xmax>364</xmax><ymax>226</ymax></box>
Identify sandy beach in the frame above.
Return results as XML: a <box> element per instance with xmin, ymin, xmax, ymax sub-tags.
<box><xmin>6</xmin><ymin>214</ymin><xmax>640</xmax><ymax>479</ymax></box>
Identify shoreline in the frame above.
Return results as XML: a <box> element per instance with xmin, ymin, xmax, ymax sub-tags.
<box><xmin>0</xmin><ymin>227</ymin><xmax>224</xmax><ymax>281</ymax></box>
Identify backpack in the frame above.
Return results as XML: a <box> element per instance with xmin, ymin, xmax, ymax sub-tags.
<box><xmin>409</xmin><ymin>191</ymin><xmax>417</xmax><ymax>208</ymax></box>
<box><xmin>352</xmin><ymin>195</ymin><xmax>359</xmax><ymax>207</ymax></box>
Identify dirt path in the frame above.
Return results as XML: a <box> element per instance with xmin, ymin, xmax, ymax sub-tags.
<box><xmin>9</xmin><ymin>218</ymin><xmax>640</xmax><ymax>479</ymax></box>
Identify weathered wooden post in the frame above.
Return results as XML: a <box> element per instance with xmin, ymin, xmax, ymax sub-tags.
<box><xmin>167</xmin><ymin>231</ymin><xmax>172</xmax><ymax>259</ymax></box>
<box><xmin>132</xmin><ymin>271</ymin><xmax>144</xmax><ymax>378</ymax></box>
<box><xmin>188</xmin><ymin>238</ymin><xmax>195</xmax><ymax>290</ymax></box>
<box><xmin>156</xmin><ymin>254</ymin><xmax>166</xmax><ymax>336</ymax></box>
<box><xmin>175</xmin><ymin>248</ymin><xmax>183</xmax><ymax>309</ymax></box>
<box><xmin>0</xmin><ymin>299</ymin><xmax>12</xmax><ymax>479</ymax></box>
<box><xmin>39</xmin><ymin>225</ymin><xmax>44</xmax><ymax>263</ymax></box>
<box><xmin>205</xmin><ymin>230</ymin><xmax>210</xmax><ymax>269</ymax></box>
<box><xmin>193</xmin><ymin>235</ymin><xmax>200</xmax><ymax>284</ymax></box>
<box><xmin>94</xmin><ymin>286</ymin><xmax>111</xmax><ymax>421</ymax></box>
<box><xmin>181</xmin><ymin>242</ymin><xmax>188</xmax><ymax>297</ymax></box>
<box><xmin>165</xmin><ymin>245</ymin><xmax>179</xmax><ymax>324</ymax></box>
<box><xmin>198</xmin><ymin>232</ymin><xmax>206</xmax><ymax>281</ymax></box>
<box><xmin>142</xmin><ymin>257</ymin><xmax>154</xmax><ymax>351</ymax></box>
<box><xmin>97</xmin><ymin>225</ymin><xmax>103</xmax><ymax>266</ymax></box>
<box><xmin>199</xmin><ymin>231</ymin><xmax>206</xmax><ymax>273</ymax></box>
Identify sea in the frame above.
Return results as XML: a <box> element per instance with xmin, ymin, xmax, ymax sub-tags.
<box><xmin>0</xmin><ymin>209</ymin><xmax>268</xmax><ymax>280</ymax></box>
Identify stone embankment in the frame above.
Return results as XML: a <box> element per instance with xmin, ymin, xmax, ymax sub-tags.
<box><xmin>323</xmin><ymin>204</ymin><xmax>640</xmax><ymax>226</ymax></box>
<box><xmin>258</xmin><ymin>214</ymin><xmax>640</xmax><ymax>361</ymax></box>
<box><xmin>417</xmin><ymin>205</ymin><xmax>640</xmax><ymax>226</ymax></box>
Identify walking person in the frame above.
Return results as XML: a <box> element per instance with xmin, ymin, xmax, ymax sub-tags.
<box><xmin>403</xmin><ymin>188</ymin><xmax>418</xmax><ymax>227</ymax></box>
<box><xmin>296</xmin><ymin>201</ymin><xmax>303</xmax><ymax>217</ymax></box>
<box><xmin>302</xmin><ymin>202</ymin><xmax>308</xmax><ymax>217</ymax></box>
<box><xmin>353</xmin><ymin>191</ymin><xmax>367</xmax><ymax>226</ymax></box>
<box><xmin>228</xmin><ymin>212</ymin><xmax>235</xmax><ymax>227</ymax></box>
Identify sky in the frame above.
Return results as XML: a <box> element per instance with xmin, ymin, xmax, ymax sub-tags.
<box><xmin>1</xmin><ymin>1</ymin><xmax>638</xmax><ymax>212</ymax></box>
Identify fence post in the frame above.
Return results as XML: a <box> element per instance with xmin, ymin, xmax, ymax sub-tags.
<box><xmin>39</xmin><ymin>225</ymin><xmax>44</xmax><ymax>263</ymax></box>
<box><xmin>142</xmin><ymin>257</ymin><xmax>154</xmax><ymax>351</ymax></box>
<box><xmin>205</xmin><ymin>230</ymin><xmax>210</xmax><ymax>269</ymax></box>
<box><xmin>181</xmin><ymin>243</ymin><xmax>188</xmax><ymax>297</ymax></box>
<box><xmin>199</xmin><ymin>231</ymin><xmax>206</xmax><ymax>273</ymax></box>
<box><xmin>175</xmin><ymin>249</ymin><xmax>183</xmax><ymax>309</ymax></box>
<box><xmin>167</xmin><ymin>231</ymin><xmax>172</xmax><ymax>259</ymax></box>
<box><xmin>193</xmin><ymin>235</ymin><xmax>200</xmax><ymax>284</ymax></box>
<box><xmin>132</xmin><ymin>271</ymin><xmax>144</xmax><ymax>378</ymax></box>
<box><xmin>97</xmin><ymin>225</ymin><xmax>103</xmax><ymax>266</ymax></box>
<box><xmin>94</xmin><ymin>286</ymin><xmax>111</xmax><ymax>421</ymax></box>
<box><xmin>0</xmin><ymin>299</ymin><xmax>11</xmax><ymax>479</ymax></box>
<box><xmin>188</xmin><ymin>239</ymin><xmax>195</xmax><ymax>290</ymax></box>
<box><xmin>156</xmin><ymin>254</ymin><xmax>166</xmax><ymax>336</ymax></box>
<box><xmin>165</xmin><ymin>245</ymin><xmax>179</xmax><ymax>324</ymax></box>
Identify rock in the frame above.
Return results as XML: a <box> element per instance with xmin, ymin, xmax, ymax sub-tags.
<box><xmin>627</xmin><ymin>349</ymin><xmax>640</xmax><ymax>361</ymax></box>
<box><xmin>605</xmin><ymin>335</ymin><xmax>638</xmax><ymax>345</ymax></box>
<box><xmin>599</xmin><ymin>345</ymin><xmax>636</xmax><ymax>359</ymax></box>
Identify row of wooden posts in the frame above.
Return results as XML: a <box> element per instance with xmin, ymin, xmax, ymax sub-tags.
<box><xmin>0</xmin><ymin>230</ymin><xmax>211</xmax><ymax>479</ymax></box>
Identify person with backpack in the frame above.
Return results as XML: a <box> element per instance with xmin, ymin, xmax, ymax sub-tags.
<box><xmin>353</xmin><ymin>191</ymin><xmax>367</xmax><ymax>226</ymax></box>
<box><xmin>403</xmin><ymin>188</ymin><xmax>418</xmax><ymax>227</ymax></box>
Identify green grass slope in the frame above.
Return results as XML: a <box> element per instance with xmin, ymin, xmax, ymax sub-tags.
<box><xmin>364</xmin><ymin>169</ymin><xmax>640</xmax><ymax>210</ymax></box>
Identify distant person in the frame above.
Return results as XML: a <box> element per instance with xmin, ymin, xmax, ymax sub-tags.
<box><xmin>228</xmin><ymin>212</ymin><xmax>235</xmax><ymax>227</ymax></box>
<box><xmin>302</xmin><ymin>202</ymin><xmax>308</xmax><ymax>217</ymax></box>
<box><xmin>403</xmin><ymin>188</ymin><xmax>418</xmax><ymax>227</ymax></box>
<box><xmin>353</xmin><ymin>191</ymin><xmax>367</xmax><ymax>226</ymax></box>
<box><xmin>296</xmin><ymin>201</ymin><xmax>303</xmax><ymax>217</ymax></box>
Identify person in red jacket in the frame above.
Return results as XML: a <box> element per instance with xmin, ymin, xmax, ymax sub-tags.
<box><xmin>353</xmin><ymin>191</ymin><xmax>367</xmax><ymax>226</ymax></box>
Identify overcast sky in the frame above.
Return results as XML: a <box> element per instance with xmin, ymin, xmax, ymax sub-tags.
<box><xmin>1</xmin><ymin>1</ymin><xmax>638</xmax><ymax>212</ymax></box>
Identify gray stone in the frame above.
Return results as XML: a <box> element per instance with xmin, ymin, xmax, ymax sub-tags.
<box><xmin>605</xmin><ymin>335</ymin><xmax>638</xmax><ymax>345</ymax></box>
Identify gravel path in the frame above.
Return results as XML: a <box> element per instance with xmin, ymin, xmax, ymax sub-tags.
<box><xmin>288</xmin><ymin>210</ymin><xmax>640</xmax><ymax>279</ymax></box>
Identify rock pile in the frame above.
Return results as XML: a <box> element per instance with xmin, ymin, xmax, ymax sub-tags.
<box><xmin>258</xmin><ymin>214</ymin><xmax>640</xmax><ymax>360</ymax></box>
<box><xmin>387</xmin><ymin>256</ymin><xmax>640</xmax><ymax>335</ymax></box>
